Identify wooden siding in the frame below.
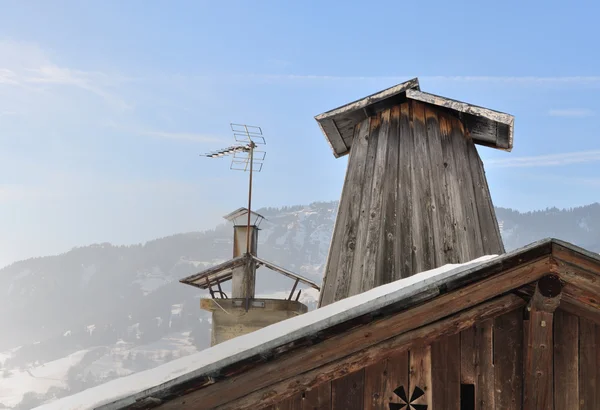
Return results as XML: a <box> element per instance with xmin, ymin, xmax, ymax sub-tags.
<box><xmin>320</xmin><ymin>100</ymin><xmax>504</xmax><ymax>307</ymax></box>
<box><xmin>266</xmin><ymin>308</ymin><xmax>600</xmax><ymax>409</ymax></box>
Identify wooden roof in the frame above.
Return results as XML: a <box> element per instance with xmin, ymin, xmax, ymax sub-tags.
<box><xmin>51</xmin><ymin>239</ymin><xmax>600</xmax><ymax>410</ymax></box>
<box><xmin>315</xmin><ymin>77</ymin><xmax>514</xmax><ymax>158</ymax></box>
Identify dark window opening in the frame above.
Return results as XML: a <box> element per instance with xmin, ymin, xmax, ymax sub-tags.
<box><xmin>461</xmin><ymin>384</ymin><xmax>475</xmax><ymax>410</ymax></box>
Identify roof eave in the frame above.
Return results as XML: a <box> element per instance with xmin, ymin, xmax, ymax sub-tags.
<box><xmin>316</xmin><ymin>78</ymin><xmax>515</xmax><ymax>157</ymax></box>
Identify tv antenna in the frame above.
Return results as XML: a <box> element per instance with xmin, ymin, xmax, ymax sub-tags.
<box><xmin>203</xmin><ymin>124</ymin><xmax>266</xmax><ymax>255</ymax></box>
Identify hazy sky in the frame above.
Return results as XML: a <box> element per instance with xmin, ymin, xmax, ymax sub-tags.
<box><xmin>1</xmin><ymin>0</ymin><xmax>599</xmax><ymax>268</ymax></box>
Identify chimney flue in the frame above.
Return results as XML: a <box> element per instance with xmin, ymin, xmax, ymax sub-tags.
<box><xmin>223</xmin><ymin>207</ymin><xmax>264</xmax><ymax>299</ymax></box>
<box><xmin>315</xmin><ymin>78</ymin><xmax>513</xmax><ymax>307</ymax></box>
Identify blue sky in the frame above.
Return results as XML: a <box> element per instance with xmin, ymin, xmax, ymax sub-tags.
<box><xmin>1</xmin><ymin>0</ymin><xmax>599</xmax><ymax>268</ymax></box>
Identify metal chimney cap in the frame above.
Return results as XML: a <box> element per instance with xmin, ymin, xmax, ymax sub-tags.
<box><xmin>223</xmin><ymin>207</ymin><xmax>266</xmax><ymax>226</ymax></box>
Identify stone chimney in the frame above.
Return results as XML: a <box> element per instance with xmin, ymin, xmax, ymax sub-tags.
<box><xmin>315</xmin><ymin>78</ymin><xmax>513</xmax><ymax>307</ymax></box>
<box><xmin>180</xmin><ymin>208</ymin><xmax>319</xmax><ymax>346</ymax></box>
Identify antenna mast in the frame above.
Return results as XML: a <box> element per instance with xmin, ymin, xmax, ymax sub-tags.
<box><xmin>203</xmin><ymin>123</ymin><xmax>266</xmax><ymax>256</ymax></box>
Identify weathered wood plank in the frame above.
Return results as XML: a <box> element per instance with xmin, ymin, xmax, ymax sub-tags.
<box><xmin>424</xmin><ymin>105</ymin><xmax>446</xmax><ymax>267</ymax></box>
<box><xmin>431</xmin><ymin>333</ymin><xmax>460</xmax><ymax>409</ymax></box>
<box><xmin>397</xmin><ymin>102</ymin><xmax>414</xmax><ymax>279</ymax></box>
<box><xmin>380</xmin><ymin>105</ymin><xmax>400</xmax><ymax>285</ymax></box>
<box><xmin>475</xmin><ymin>320</ymin><xmax>495</xmax><ymax>410</ymax></box>
<box><xmin>524</xmin><ymin>311</ymin><xmax>554</xmax><ymax>410</ymax></box>
<box><xmin>302</xmin><ymin>383</ymin><xmax>331</xmax><ymax>410</ymax></box>
<box><xmin>449</xmin><ymin>115</ymin><xmax>485</xmax><ymax>261</ymax></box>
<box><xmin>579</xmin><ymin>318</ymin><xmax>597</xmax><ymax>410</ymax></box>
<box><xmin>410</xmin><ymin>100</ymin><xmax>436</xmax><ymax>272</ymax></box>
<box><xmin>460</xmin><ymin>327</ymin><xmax>477</xmax><ymax>385</ymax></box>
<box><xmin>409</xmin><ymin>346</ymin><xmax>432</xmax><ymax>408</ymax></box>
<box><xmin>318</xmin><ymin>122</ymin><xmax>359</xmax><ymax>307</ymax></box>
<box><xmin>521</xmin><ymin>316</ymin><xmax>529</xmax><ymax>407</ymax></box>
<box><xmin>170</xmin><ymin>258</ymin><xmax>549</xmax><ymax>410</ymax></box>
<box><xmin>213</xmin><ymin>294</ymin><xmax>526</xmax><ymax>410</ymax></box>
<box><xmin>357</xmin><ymin>108</ymin><xmax>391</xmax><ymax>293</ymax></box>
<box><xmin>332</xmin><ymin>370</ymin><xmax>364</xmax><ymax>410</ymax></box>
<box><xmin>345</xmin><ymin>115</ymin><xmax>381</xmax><ymax>298</ymax></box>
<box><xmin>320</xmin><ymin>118</ymin><xmax>371</xmax><ymax>307</ymax></box>
<box><xmin>437</xmin><ymin>111</ymin><xmax>463</xmax><ymax>265</ymax></box>
<box><xmin>494</xmin><ymin>309</ymin><xmax>523</xmax><ymax>410</ymax></box>
<box><xmin>363</xmin><ymin>351</ymin><xmax>408</xmax><ymax>410</ymax></box>
<box><xmin>553</xmin><ymin>309</ymin><xmax>579</xmax><ymax>410</ymax></box>
<box><xmin>465</xmin><ymin>139</ymin><xmax>505</xmax><ymax>255</ymax></box>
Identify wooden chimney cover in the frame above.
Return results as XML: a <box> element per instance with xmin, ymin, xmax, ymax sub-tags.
<box><xmin>315</xmin><ymin>77</ymin><xmax>514</xmax><ymax>158</ymax></box>
<box><xmin>317</xmin><ymin>79</ymin><xmax>513</xmax><ymax>307</ymax></box>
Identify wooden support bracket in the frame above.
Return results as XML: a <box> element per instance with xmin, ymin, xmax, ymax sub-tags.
<box><xmin>524</xmin><ymin>274</ymin><xmax>563</xmax><ymax>410</ymax></box>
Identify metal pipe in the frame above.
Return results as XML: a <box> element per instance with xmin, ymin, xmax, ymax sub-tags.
<box><xmin>288</xmin><ymin>278</ymin><xmax>299</xmax><ymax>301</ymax></box>
<box><xmin>245</xmin><ymin>125</ymin><xmax>254</xmax><ymax>256</ymax></box>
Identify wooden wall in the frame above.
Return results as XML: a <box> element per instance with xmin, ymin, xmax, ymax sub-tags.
<box><xmin>264</xmin><ymin>308</ymin><xmax>600</xmax><ymax>410</ymax></box>
<box><xmin>319</xmin><ymin>101</ymin><xmax>504</xmax><ymax>307</ymax></box>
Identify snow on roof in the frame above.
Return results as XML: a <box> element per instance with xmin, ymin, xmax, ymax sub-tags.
<box><xmin>34</xmin><ymin>254</ymin><xmax>497</xmax><ymax>410</ymax></box>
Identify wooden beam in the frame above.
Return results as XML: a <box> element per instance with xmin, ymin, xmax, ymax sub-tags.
<box><xmin>209</xmin><ymin>294</ymin><xmax>526</xmax><ymax>410</ymax></box>
<box><xmin>475</xmin><ymin>320</ymin><xmax>495</xmax><ymax>410</ymax></box>
<box><xmin>550</xmin><ymin>255</ymin><xmax>600</xmax><ymax>300</ymax></box>
<box><xmin>551</xmin><ymin>241</ymin><xmax>600</xmax><ymax>279</ymax></box>
<box><xmin>553</xmin><ymin>310</ymin><xmax>579</xmax><ymax>409</ymax></box>
<box><xmin>528</xmin><ymin>274</ymin><xmax>563</xmax><ymax>312</ymax></box>
<box><xmin>523</xmin><ymin>275</ymin><xmax>563</xmax><ymax>410</ymax></box>
<box><xmin>156</xmin><ymin>259</ymin><xmax>549</xmax><ymax>410</ymax></box>
<box><xmin>560</xmin><ymin>298</ymin><xmax>600</xmax><ymax>326</ymax></box>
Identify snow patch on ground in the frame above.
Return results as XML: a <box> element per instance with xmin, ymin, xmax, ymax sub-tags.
<box><xmin>0</xmin><ymin>349</ymin><xmax>92</xmax><ymax>408</ymax></box>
